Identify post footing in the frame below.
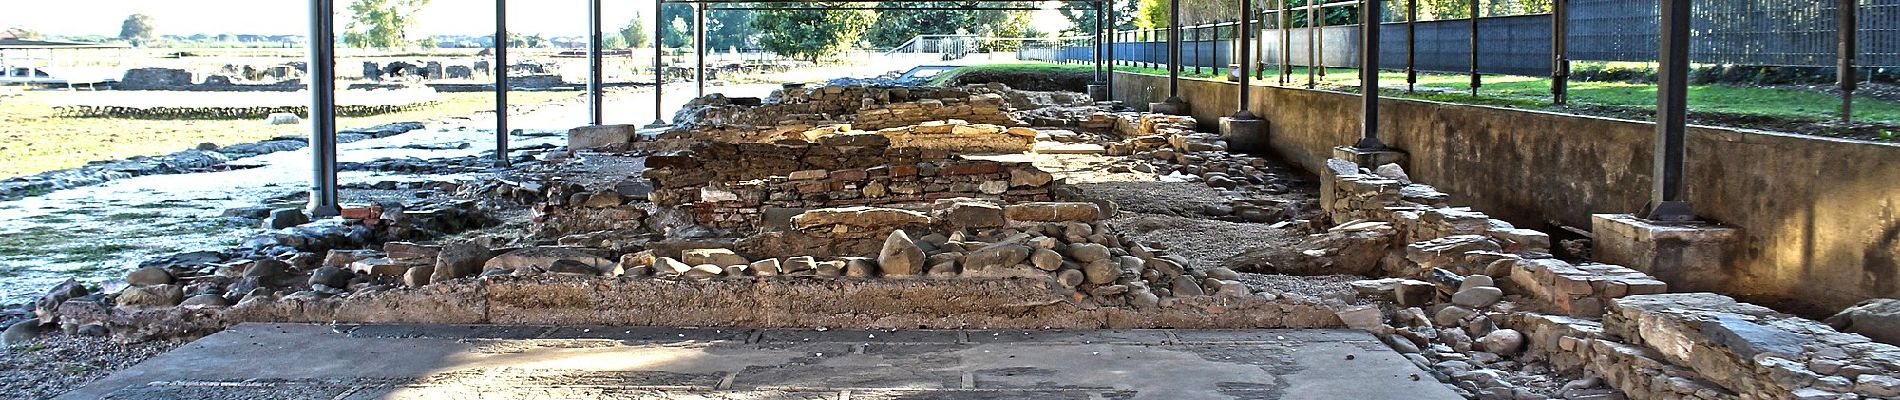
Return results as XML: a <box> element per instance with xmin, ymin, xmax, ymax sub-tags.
<box><xmin>1150</xmin><ymin>97</ymin><xmax>1190</xmax><ymax>115</ymax></box>
<box><xmin>1087</xmin><ymin>84</ymin><xmax>1109</xmax><ymax>101</ymax></box>
<box><xmin>1219</xmin><ymin>115</ymin><xmax>1268</xmax><ymax>154</ymax></box>
<box><xmin>1332</xmin><ymin>145</ymin><xmax>1406</xmax><ymax>169</ymax></box>
<box><xmin>1591</xmin><ymin>213</ymin><xmax>1737</xmax><ymax>292</ymax></box>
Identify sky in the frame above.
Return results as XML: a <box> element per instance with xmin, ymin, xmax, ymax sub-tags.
<box><xmin>0</xmin><ymin>0</ymin><xmax>1073</xmax><ymax>37</ymax></box>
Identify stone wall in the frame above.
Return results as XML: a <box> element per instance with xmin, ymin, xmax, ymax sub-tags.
<box><xmin>640</xmin><ymin>135</ymin><xmax>1062</xmax><ymax>232</ymax></box>
<box><xmin>672</xmin><ymin>84</ymin><xmax>1031</xmax><ymax>133</ymax></box>
<box><xmin>1111</xmin><ymin>71</ymin><xmax>1900</xmax><ymax>316</ymax></box>
<box><xmin>1323</xmin><ymin>157</ymin><xmax>1900</xmax><ymax>399</ymax></box>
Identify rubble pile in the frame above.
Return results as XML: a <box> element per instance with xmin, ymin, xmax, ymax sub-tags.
<box><xmin>1291</xmin><ymin>158</ymin><xmax>1900</xmax><ymax>399</ymax></box>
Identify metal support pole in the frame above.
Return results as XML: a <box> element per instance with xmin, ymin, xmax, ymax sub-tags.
<box><xmin>1306</xmin><ymin>0</ymin><xmax>1316</xmax><ymax>88</ymax></box>
<box><xmin>648</xmin><ymin>0</ymin><xmax>666</xmax><ymax>127</ymax></box>
<box><xmin>1192</xmin><ymin>25</ymin><xmax>1202</xmax><ymax>75</ymax></box>
<box><xmin>1280</xmin><ymin>0</ymin><xmax>1291</xmax><ymax>85</ymax></box>
<box><xmin>695</xmin><ymin>4</ymin><xmax>706</xmax><ymax>98</ymax></box>
<box><xmin>1551</xmin><ymin>0</ymin><xmax>1567</xmax><ymax>104</ymax></box>
<box><xmin>1839</xmin><ymin>0</ymin><xmax>1857</xmax><ymax>123</ymax></box>
<box><xmin>1468</xmin><ymin>0</ymin><xmax>1479</xmax><ymax>96</ymax></box>
<box><xmin>1106</xmin><ymin>2</ymin><xmax>1115</xmax><ymax>98</ymax></box>
<box><xmin>1356</xmin><ymin>0</ymin><xmax>1385</xmax><ymax>149</ymax></box>
<box><xmin>587</xmin><ymin>0</ymin><xmax>603</xmax><ymax>125</ymax></box>
<box><xmin>1406</xmin><ymin>0</ymin><xmax>1416</xmax><ymax>92</ymax></box>
<box><xmin>1642</xmin><ymin>0</ymin><xmax>1692</xmax><ymax>221</ymax></box>
<box><xmin>1236</xmin><ymin>0</ymin><xmax>1255</xmax><ymax>118</ymax></box>
<box><xmin>1094</xmin><ymin>0</ymin><xmax>1105</xmax><ymax>82</ymax></box>
<box><xmin>494</xmin><ymin>0</ymin><xmax>511</xmax><ymax>168</ymax></box>
<box><xmin>1167</xmin><ymin>0</ymin><xmax>1181</xmax><ymax>98</ymax></box>
<box><xmin>1315</xmin><ymin>5</ymin><xmax>1324</xmax><ymax>79</ymax></box>
<box><xmin>1256</xmin><ymin>10</ymin><xmax>1267</xmax><ymax>79</ymax></box>
<box><xmin>307</xmin><ymin>0</ymin><xmax>339</xmax><ymax>217</ymax></box>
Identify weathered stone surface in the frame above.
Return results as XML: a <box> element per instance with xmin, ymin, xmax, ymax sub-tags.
<box><xmin>1003</xmin><ymin>202</ymin><xmax>1101</xmax><ymax>222</ymax></box>
<box><xmin>125</xmin><ymin>267</ymin><xmax>173</xmax><ymax>286</ymax></box>
<box><xmin>116</xmin><ymin>284</ymin><xmax>185</xmax><ymax>309</ymax></box>
<box><xmin>681</xmin><ymin>248</ymin><xmax>750</xmax><ymax>267</ymax></box>
<box><xmin>431</xmin><ymin>244</ymin><xmax>492</xmax><ymax>284</ymax></box>
<box><xmin>791</xmin><ymin>207</ymin><xmax>931</xmax><ymax>231</ymax></box>
<box><xmin>933</xmin><ymin>199</ymin><xmax>1007</xmax><ymax>229</ymax></box>
<box><xmin>876</xmin><ymin>230</ymin><xmax>926</xmax><ymax>276</ymax></box>
<box><xmin>1825</xmin><ymin>298</ymin><xmax>1900</xmax><ymax>346</ymax></box>
<box><xmin>483</xmin><ymin>247</ymin><xmax>613</xmax><ymax>272</ymax></box>
<box><xmin>1451</xmin><ymin>286</ymin><xmax>1503</xmax><ymax>308</ymax></box>
<box><xmin>2</xmin><ymin>320</ymin><xmax>43</xmax><ymax>345</ymax></box>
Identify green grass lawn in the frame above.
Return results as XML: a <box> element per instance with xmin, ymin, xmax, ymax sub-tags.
<box><xmin>0</xmin><ymin>90</ymin><xmax>578</xmax><ymax>178</ymax></box>
<box><xmin>976</xmin><ymin>62</ymin><xmax>1898</xmax><ymax>133</ymax></box>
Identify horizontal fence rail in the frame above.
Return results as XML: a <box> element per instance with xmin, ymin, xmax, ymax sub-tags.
<box><xmin>1050</xmin><ymin>0</ymin><xmax>1898</xmax><ymax>74</ymax></box>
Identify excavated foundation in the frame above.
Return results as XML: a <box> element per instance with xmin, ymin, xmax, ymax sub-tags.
<box><xmin>63</xmin><ymin>275</ymin><xmax>1344</xmax><ymax>341</ymax></box>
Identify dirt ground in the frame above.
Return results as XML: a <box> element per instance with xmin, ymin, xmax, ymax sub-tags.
<box><xmin>0</xmin><ymin>333</ymin><xmax>185</xmax><ymax>400</ymax></box>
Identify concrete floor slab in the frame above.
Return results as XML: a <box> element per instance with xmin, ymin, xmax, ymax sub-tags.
<box><xmin>62</xmin><ymin>323</ymin><xmax>1458</xmax><ymax>400</ymax></box>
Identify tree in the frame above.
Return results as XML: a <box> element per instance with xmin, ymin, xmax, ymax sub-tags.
<box><xmin>706</xmin><ymin>8</ymin><xmax>755</xmax><ymax>50</ymax></box>
<box><xmin>863</xmin><ymin>2</ymin><xmax>1030</xmax><ymax>50</ymax></box>
<box><xmin>341</xmin><ymin>0</ymin><xmax>430</xmax><ymax>49</ymax></box>
<box><xmin>662</xmin><ymin>16</ymin><xmax>691</xmax><ymax>49</ymax></box>
<box><xmin>659</xmin><ymin>4</ymin><xmax>696</xmax><ymax>49</ymax></box>
<box><xmin>119</xmin><ymin>14</ymin><xmax>157</xmax><ymax>46</ymax></box>
<box><xmin>621</xmin><ymin>17</ymin><xmax>650</xmax><ymax>48</ymax></box>
<box><xmin>751</xmin><ymin>4</ymin><xmax>873</xmax><ymax>62</ymax></box>
<box><xmin>604</xmin><ymin>35</ymin><xmax>629</xmax><ymax>49</ymax></box>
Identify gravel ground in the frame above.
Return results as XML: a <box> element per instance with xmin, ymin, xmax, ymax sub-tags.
<box><xmin>0</xmin><ymin>333</ymin><xmax>185</xmax><ymax>399</ymax></box>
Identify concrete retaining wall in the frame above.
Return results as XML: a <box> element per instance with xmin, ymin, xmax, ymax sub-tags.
<box><xmin>1111</xmin><ymin>71</ymin><xmax>1900</xmax><ymax>316</ymax></box>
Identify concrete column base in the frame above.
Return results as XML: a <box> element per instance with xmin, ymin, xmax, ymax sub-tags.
<box><xmin>1332</xmin><ymin>146</ymin><xmax>1407</xmax><ymax>169</ymax></box>
<box><xmin>1087</xmin><ymin>84</ymin><xmax>1108</xmax><ymax>101</ymax></box>
<box><xmin>1150</xmin><ymin>97</ymin><xmax>1190</xmax><ymax>115</ymax></box>
<box><xmin>1219</xmin><ymin>117</ymin><xmax>1268</xmax><ymax>154</ymax></box>
<box><xmin>1591</xmin><ymin>213</ymin><xmax>1739</xmax><ymax>293</ymax></box>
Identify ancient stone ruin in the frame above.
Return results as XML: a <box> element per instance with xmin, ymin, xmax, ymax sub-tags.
<box><xmin>20</xmin><ymin>81</ymin><xmax>1900</xmax><ymax>400</ymax></box>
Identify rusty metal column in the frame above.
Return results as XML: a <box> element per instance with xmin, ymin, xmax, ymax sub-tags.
<box><xmin>1839</xmin><ymin>0</ymin><xmax>1857</xmax><ymax>122</ymax></box>
<box><xmin>1406</xmin><ymin>0</ymin><xmax>1416</xmax><ymax>92</ymax></box>
<box><xmin>1357</xmin><ymin>0</ymin><xmax>1385</xmax><ymax>150</ymax></box>
<box><xmin>1551</xmin><ymin>0</ymin><xmax>1568</xmax><ymax>104</ymax></box>
<box><xmin>307</xmin><ymin>0</ymin><xmax>340</xmax><ymax>217</ymax></box>
<box><xmin>648</xmin><ymin>0</ymin><xmax>666</xmax><ymax>127</ymax></box>
<box><xmin>1467</xmin><ymin>0</ymin><xmax>1479</xmax><ymax>96</ymax></box>
<box><xmin>494</xmin><ymin>0</ymin><xmax>512</xmax><ymax>167</ymax></box>
<box><xmin>587</xmin><ymin>0</ymin><xmax>603</xmax><ymax>125</ymax></box>
<box><xmin>695</xmin><ymin>4</ymin><xmax>706</xmax><ymax>98</ymax></box>
<box><xmin>1642</xmin><ymin>0</ymin><xmax>1692</xmax><ymax>221</ymax></box>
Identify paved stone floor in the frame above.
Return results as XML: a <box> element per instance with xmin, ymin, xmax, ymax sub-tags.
<box><xmin>62</xmin><ymin>323</ymin><xmax>1458</xmax><ymax>400</ymax></box>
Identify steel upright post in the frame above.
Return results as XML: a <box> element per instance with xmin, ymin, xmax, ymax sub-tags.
<box><xmin>1643</xmin><ymin>0</ymin><xmax>1692</xmax><ymax>221</ymax></box>
<box><xmin>1357</xmin><ymin>0</ymin><xmax>1385</xmax><ymax>150</ymax></box>
<box><xmin>494</xmin><ymin>0</ymin><xmax>511</xmax><ymax>167</ymax></box>
<box><xmin>307</xmin><ymin>0</ymin><xmax>340</xmax><ymax>217</ymax></box>
<box><xmin>1552</xmin><ymin>0</ymin><xmax>1568</xmax><ymax>104</ymax></box>
<box><xmin>1468</xmin><ymin>0</ymin><xmax>1479</xmax><ymax>96</ymax></box>
<box><xmin>587</xmin><ymin>0</ymin><xmax>603</xmax><ymax>125</ymax></box>
<box><xmin>648</xmin><ymin>0</ymin><xmax>666</xmax><ymax>127</ymax></box>
<box><xmin>1839</xmin><ymin>0</ymin><xmax>1857</xmax><ymax>122</ymax></box>
<box><xmin>1406</xmin><ymin>0</ymin><xmax>1416</xmax><ymax>92</ymax></box>
<box><xmin>696</xmin><ymin>4</ymin><xmax>706</xmax><ymax>98</ymax></box>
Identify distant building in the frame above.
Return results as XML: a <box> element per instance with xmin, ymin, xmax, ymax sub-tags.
<box><xmin>0</xmin><ymin>38</ymin><xmax>128</xmax><ymax>88</ymax></box>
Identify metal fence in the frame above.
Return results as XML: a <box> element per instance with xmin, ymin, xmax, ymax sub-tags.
<box><xmin>1050</xmin><ymin>0</ymin><xmax>1899</xmax><ymax>73</ymax></box>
